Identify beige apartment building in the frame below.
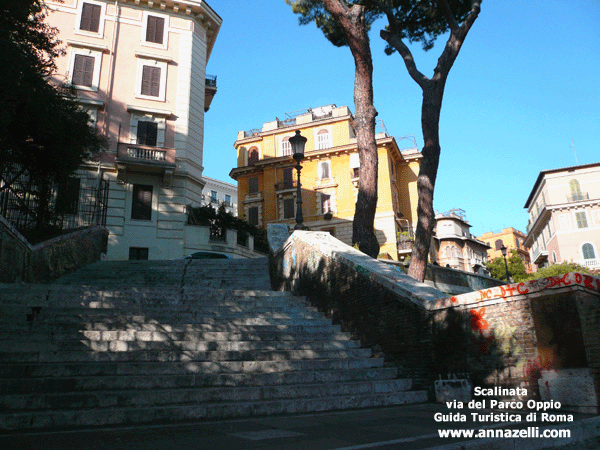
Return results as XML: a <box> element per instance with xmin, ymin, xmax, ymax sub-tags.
<box><xmin>43</xmin><ymin>0</ymin><xmax>222</xmax><ymax>260</ymax></box>
<box><xmin>524</xmin><ymin>162</ymin><xmax>600</xmax><ymax>271</ymax></box>
<box><xmin>433</xmin><ymin>209</ymin><xmax>491</xmax><ymax>274</ymax></box>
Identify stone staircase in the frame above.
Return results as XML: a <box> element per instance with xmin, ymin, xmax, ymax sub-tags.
<box><xmin>0</xmin><ymin>257</ymin><xmax>427</xmax><ymax>432</ymax></box>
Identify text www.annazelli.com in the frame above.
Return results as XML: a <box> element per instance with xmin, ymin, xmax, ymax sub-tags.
<box><xmin>438</xmin><ymin>427</ymin><xmax>571</xmax><ymax>439</ymax></box>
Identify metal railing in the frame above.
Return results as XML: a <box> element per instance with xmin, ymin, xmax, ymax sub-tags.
<box><xmin>205</xmin><ymin>75</ymin><xmax>217</xmax><ymax>87</ymax></box>
<box><xmin>568</xmin><ymin>192</ymin><xmax>589</xmax><ymax>202</ymax></box>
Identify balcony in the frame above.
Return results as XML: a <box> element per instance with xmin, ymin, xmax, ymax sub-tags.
<box><xmin>567</xmin><ymin>192</ymin><xmax>589</xmax><ymax>203</ymax></box>
<box><xmin>274</xmin><ymin>180</ymin><xmax>296</xmax><ymax>192</ymax></box>
<box><xmin>116</xmin><ymin>143</ymin><xmax>176</xmax><ymax>185</ymax></box>
<box><xmin>204</xmin><ymin>74</ymin><xmax>217</xmax><ymax>112</ymax></box>
<box><xmin>531</xmin><ymin>248</ymin><xmax>549</xmax><ymax>266</ymax></box>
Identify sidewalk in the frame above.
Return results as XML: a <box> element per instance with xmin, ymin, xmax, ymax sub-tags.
<box><xmin>2</xmin><ymin>403</ymin><xmax>599</xmax><ymax>450</ymax></box>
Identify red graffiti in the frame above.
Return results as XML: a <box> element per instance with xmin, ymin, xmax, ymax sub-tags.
<box><xmin>478</xmin><ymin>289</ymin><xmax>492</xmax><ymax>301</ymax></box>
<box><xmin>583</xmin><ymin>275</ymin><xmax>594</xmax><ymax>290</ymax></box>
<box><xmin>516</xmin><ymin>282</ymin><xmax>529</xmax><ymax>294</ymax></box>
<box><xmin>575</xmin><ymin>273</ymin><xmax>583</xmax><ymax>284</ymax></box>
<box><xmin>472</xmin><ymin>334</ymin><xmax>495</xmax><ymax>354</ymax></box>
<box><xmin>504</xmin><ymin>284</ymin><xmax>518</xmax><ymax>297</ymax></box>
<box><xmin>450</xmin><ymin>296</ymin><xmax>458</xmax><ymax>303</ymax></box>
<box><xmin>470</xmin><ymin>308</ymin><xmax>489</xmax><ymax>332</ymax></box>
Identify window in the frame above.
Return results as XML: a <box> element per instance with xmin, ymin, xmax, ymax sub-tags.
<box><xmin>141</xmin><ymin>66</ymin><xmax>161</xmax><ymax>97</ymax></box>
<box><xmin>248</xmin><ymin>147</ymin><xmax>259</xmax><ymax>164</ymax></box>
<box><xmin>582</xmin><ymin>243</ymin><xmax>596</xmax><ymax>260</ymax></box>
<box><xmin>56</xmin><ymin>178</ymin><xmax>81</xmax><ymax>215</ymax></box>
<box><xmin>575</xmin><ymin>211</ymin><xmax>588</xmax><ymax>228</ymax></box>
<box><xmin>225</xmin><ymin>194</ymin><xmax>232</xmax><ymax>206</ymax></box>
<box><xmin>552</xmin><ymin>251</ymin><xmax>557</xmax><ymax>263</ymax></box>
<box><xmin>317</xmin><ymin>129</ymin><xmax>331</xmax><ymax>149</ymax></box>
<box><xmin>145</xmin><ymin>15</ymin><xmax>165</xmax><ymax>44</ymax></box>
<box><xmin>136</xmin><ymin>121</ymin><xmax>158</xmax><ymax>146</ymax></box>
<box><xmin>495</xmin><ymin>239</ymin><xmax>504</xmax><ymax>250</ymax></box>
<box><xmin>319</xmin><ymin>161</ymin><xmax>331</xmax><ymax>180</ymax></box>
<box><xmin>129</xmin><ymin>247</ymin><xmax>149</xmax><ymax>260</ymax></box>
<box><xmin>211</xmin><ymin>190</ymin><xmax>218</xmax><ymax>204</ymax></box>
<box><xmin>281</xmin><ymin>137</ymin><xmax>292</xmax><ymax>156</ymax></box>
<box><xmin>248</xmin><ymin>177</ymin><xmax>258</xmax><ymax>194</ymax></box>
<box><xmin>283</xmin><ymin>198</ymin><xmax>295</xmax><ymax>219</ymax></box>
<box><xmin>79</xmin><ymin>2</ymin><xmax>101</xmax><ymax>32</ymax></box>
<box><xmin>516</xmin><ymin>239</ymin><xmax>521</xmax><ymax>249</ymax></box>
<box><xmin>570</xmin><ymin>179</ymin><xmax>583</xmax><ymax>201</ymax></box>
<box><xmin>72</xmin><ymin>54</ymin><xmax>94</xmax><ymax>87</ymax></box>
<box><xmin>136</xmin><ymin>59</ymin><xmax>167</xmax><ymax>100</ymax></box>
<box><xmin>248</xmin><ymin>206</ymin><xmax>259</xmax><ymax>226</ymax></box>
<box><xmin>321</xmin><ymin>194</ymin><xmax>332</xmax><ymax>214</ymax></box>
<box><xmin>68</xmin><ymin>48</ymin><xmax>102</xmax><ymax>91</ymax></box>
<box><xmin>283</xmin><ymin>168</ymin><xmax>294</xmax><ymax>189</ymax></box>
<box><xmin>131</xmin><ymin>184</ymin><xmax>153</xmax><ymax>220</ymax></box>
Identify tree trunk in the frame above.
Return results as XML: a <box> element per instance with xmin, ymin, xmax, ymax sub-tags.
<box><xmin>321</xmin><ymin>1</ymin><xmax>379</xmax><ymax>257</ymax></box>
<box><xmin>407</xmin><ymin>83</ymin><xmax>444</xmax><ymax>281</ymax></box>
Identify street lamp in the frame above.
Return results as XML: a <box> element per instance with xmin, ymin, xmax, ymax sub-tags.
<box><xmin>289</xmin><ymin>130</ymin><xmax>307</xmax><ymax>230</ymax></box>
<box><xmin>500</xmin><ymin>244</ymin><xmax>511</xmax><ymax>282</ymax></box>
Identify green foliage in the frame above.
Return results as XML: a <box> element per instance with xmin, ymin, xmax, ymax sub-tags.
<box><xmin>486</xmin><ymin>249</ymin><xmax>529</xmax><ymax>283</ymax></box>
<box><xmin>523</xmin><ymin>262</ymin><xmax>600</xmax><ymax>281</ymax></box>
<box><xmin>0</xmin><ymin>0</ymin><xmax>104</xmax><ymax>188</ymax></box>
<box><xmin>286</xmin><ymin>0</ymin><xmax>473</xmax><ymax>51</ymax></box>
<box><xmin>187</xmin><ymin>204</ymin><xmax>269</xmax><ymax>254</ymax></box>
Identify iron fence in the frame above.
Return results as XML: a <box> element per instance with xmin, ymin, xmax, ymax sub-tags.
<box><xmin>0</xmin><ymin>167</ymin><xmax>108</xmax><ymax>232</ymax></box>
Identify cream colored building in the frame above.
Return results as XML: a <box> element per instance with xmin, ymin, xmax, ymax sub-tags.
<box><xmin>45</xmin><ymin>0</ymin><xmax>221</xmax><ymax>260</ymax></box>
<box><xmin>433</xmin><ymin>209</ymin><xmax>490</xmax><ymax>274</ymax></box>
<box><xmin>524</xmin><ymin>162</ymin><xmax>600</xmax><ymax>271</ymax></box>
<box><xmin>202</xmin><ymin>176</ymin><xmax>238</xmax><ymax>216</ymax></box>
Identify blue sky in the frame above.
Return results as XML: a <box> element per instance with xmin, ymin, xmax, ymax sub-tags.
<box><xmin>203</xmin><ymin>1</ymin><xmax>600</xmax><ymax>237</ymax></box>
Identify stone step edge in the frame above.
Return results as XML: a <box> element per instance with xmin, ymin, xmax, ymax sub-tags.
<box><xmin>0</xmin><ymin>390</ymin><xmax>429</xmax><ymax>432</ymax></box>
<box><xmin>0</xmin><ymin>378</ymin><xmax>416</xmax><ymax>412</ymax></box>
<box><xmin>0</xmin><ymin>367</ymin><xmax>401</xmax><ymax>393</ymax></box>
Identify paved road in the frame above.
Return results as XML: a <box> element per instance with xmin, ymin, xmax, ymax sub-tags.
<box><xmin>1</xmin><ymin>403</ymin><xmax>598</xmax><ymax>450</ymax></box>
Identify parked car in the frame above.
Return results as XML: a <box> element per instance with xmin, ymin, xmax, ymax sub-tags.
<box><xmin>184</xmin><ymin>251</ymin><xmax>232</xmax><ymax>260</ymax></box>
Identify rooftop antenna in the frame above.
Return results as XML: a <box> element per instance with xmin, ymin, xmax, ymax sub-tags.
<box><xmin>570</xmin><ymin>139</ymin><xmax>578</xmax><ymax>165</ymax></box>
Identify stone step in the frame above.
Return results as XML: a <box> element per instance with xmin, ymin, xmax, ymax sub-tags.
<box><xmin>0</xmin><ymin>286</ymin><xmax>299</xmax><ymax>306</ymax></box>
<box><xmin>0</xmin><ymin>348</ymin><xmax>373</xmax><ymax>364</ymax></box>
<box><xmin>0</xmin><ymin>338</ymin><xmax>361</xmax><ymax>353</ymax></box>
<box><xmin>0</xmin><ymin>378</ymin><xmax>412</xmax><ymax>412</ymax></box>
<box><xmin>0</xmin><ymin>358</ymin><xmax>385</xmax><ymax>379</ymax></box>
<box><xmin>0</xmin><ymin>324</ymin><xmax>350</xmax><ymax>345</ymax></box>
<box><xmin>0</xmin><ymin>367</ymin><xmax>401</xmax><ymax>394</ymax></box>
<box><xmin>0</xmin><ymin>389</ymin><xmax>428</xmax><ymax>431</ymax></box>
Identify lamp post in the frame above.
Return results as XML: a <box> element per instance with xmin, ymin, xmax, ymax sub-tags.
<box><xmin>500</xmin><ymin>244</ymin><xmax>511</xmax><ymax>282</ymax></box>
<box><xmin>289</xmin><ymin>130</ymin><xmax>307</xmax><ymax>230</ymax></box>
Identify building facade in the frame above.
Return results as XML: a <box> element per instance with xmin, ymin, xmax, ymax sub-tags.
<box><xmin>524</xmin><ymin>162</ymin><xmax>600</xmax><ymax>271</ymax></box>
<box><xmin>478</xmin><ymin>227</ymin><xmax>532</xmax><ymax>272</ymax></box>
<box><xmin>229</xmin><ymin>105</ymin><xmax>422</xmax><ymax>259</ymax></box>
<box><xmin>45</xmin><ymin>0</ymin><xmax>221</xmax><ymax>260</ymax></box>
<box><xmin>433</xmin><ymin>209</ymin><xmax>490</xmax><ymax>274</ymax></box>
<box><xmin>201</xmin><ymin>176</ymin><xmax>238</xmax><ymax>216</ymax></box>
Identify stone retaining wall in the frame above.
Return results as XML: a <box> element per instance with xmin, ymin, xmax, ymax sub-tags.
<box><xmin>0</xmin><ymin>216</ymin><xmax>108</xmax><ymax>283</ymax></box>
<box><xmin>271</xmin><ymin>229</ymin><xmax>600</xmax><ymax>408</ymax></box>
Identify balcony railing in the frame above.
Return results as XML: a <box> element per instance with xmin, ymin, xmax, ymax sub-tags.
<box><xmin>274</xmin><ymin>180</ymin><xmax>296</xmax><ymax>191</ymax></box>
<box><xmin>117</xmin><ymin>143</ymin><xmax>176</xmax><ymax>165</ymax></box>
<box><xmin>567</xmin><ymin>192</ymin><xmax>589</xmax><ymax>202</ymax></box>
<box><xmin>205</xmin><ymin>75</ymin><xmax>217</xmax><ymax>87</ymax></box>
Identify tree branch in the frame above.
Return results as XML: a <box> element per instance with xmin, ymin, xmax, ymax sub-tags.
<box><xmin>432</xmin><ymin>0</ymin><xmax>481</xmax><ymax>83</ymax></box>
<box><xmin>380</xmin><ymin>29</ymin><xmax>429</xmax><ymax>89</ymax></box>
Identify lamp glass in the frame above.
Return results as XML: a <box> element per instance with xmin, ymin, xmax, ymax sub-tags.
<box><xmin>501</xmin><ymin>245</ymin><xmax>507</xmax><ymax>257</ymax></box>
<box><xmin>289</xmin><ymin>130</ymin><xmax>307</xmax><ymax>159</ymax></box>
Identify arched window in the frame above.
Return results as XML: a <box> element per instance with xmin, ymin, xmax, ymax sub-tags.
<box><xmin>317</xmin><ymin>129</ymin><xmax>331</xmax><ymax>150</ymax></box>
<box><xmin>570</xmin><ymin>179</ymin><xmax>583</xmax><ymax>201</ymax></box>
<box><xmin>494</xmin><ymin>239</ymin><xmax>504</xmax><ymax>250</ymax></box>
<box><xmin>248</xmin><ymin>147</ymin><xmax>259</xmax><ymax>165</ymax></box>
<box><xmin>444</xmin><ymin>246</ymin><xmax>452</xmax><ymax>258</ymax></box>
<box><xmin>582</xmin><ymin>243</ymin><xmax>596</xmax><ymax>260</ymax></box>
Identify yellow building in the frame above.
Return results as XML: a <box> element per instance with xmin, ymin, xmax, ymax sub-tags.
<box><xmin>229</xmin><ymin>105</ymin><xmax>422</xmax><ymax>260</ymax></box>
<box><xmin>477</xmin><ymin>227</ymin><xmax>532</xmax><ymax>273</ymax></box>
